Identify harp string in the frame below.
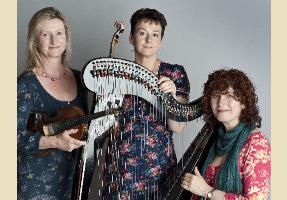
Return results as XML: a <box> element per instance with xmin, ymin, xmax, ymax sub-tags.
<box><xmin>77</xmin><ymin>20</ymin><xmax>211</xmax><ymax>200</ymax></box>
<box><xmin>85</xmin><ymin>63</ymin><xmax>203</xmax><ymax>198</ymax></box>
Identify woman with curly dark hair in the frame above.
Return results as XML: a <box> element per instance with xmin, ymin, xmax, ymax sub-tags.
<box><xmin>181</xmin><ymin>68</ymin><xmax>271</xmax><ymax>200</ymax></box>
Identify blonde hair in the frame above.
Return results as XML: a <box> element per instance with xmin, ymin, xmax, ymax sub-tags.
<box><xmin>26</xmin><ymin>7</ymin><xmax>71</xmax><ymax>69</ymax></box>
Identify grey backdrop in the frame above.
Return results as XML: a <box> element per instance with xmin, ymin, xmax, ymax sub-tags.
<box><xmin>17</xmin><ymin>0</ymin><xmax>270</xmax><ymax>159</ymax></box>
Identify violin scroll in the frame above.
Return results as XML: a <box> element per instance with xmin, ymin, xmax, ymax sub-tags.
<box><xmin>109</xmin><ymin>20</ymin><xmax>125</xmax><ymax>57</ymax></box>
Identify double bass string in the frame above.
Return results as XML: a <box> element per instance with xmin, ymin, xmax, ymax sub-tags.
<box><xmin>78</xmin><ymin>20</ymin><xmax>207</xmax><ymax>199</ymax></box>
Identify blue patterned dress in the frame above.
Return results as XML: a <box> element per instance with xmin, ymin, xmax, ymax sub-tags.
<box><xmin>102</xmin><ymin>62</ymin><xmax>190</xmax><ymax>200</ymax></box>
<box><xmin>17</xmin><ymin>69</ymin><xmax>87</xmax><ymax>200</ymax></box>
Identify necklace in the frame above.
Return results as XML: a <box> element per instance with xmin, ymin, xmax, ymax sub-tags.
<box><xmin>35</xmin><ymin>68</ymin><xmax>67</xmax><ymax>81</ymax></box>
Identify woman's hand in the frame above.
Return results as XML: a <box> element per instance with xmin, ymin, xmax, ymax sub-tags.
<box><xmin>39</xmin><ymin>128</ymin><xmax>86</xmax><ymax>152</ymax></box>
<box><xmin>158</xmin><ymin>76</ymin><xmax>188</xmax><ymax>133</ymax></box>
<box><xmin>181</xmin><ymin>166</ymin><xmax>213</xmax><ymax>197</ymax></box>
<box><xmin>158</xmin><ymin>76</ymin><xmax>176</xmax><ymax>97</ymax></box>
<box><xmin>55</xmin><ymin>129</ymin><xmax>86</xmax><ymax>152</ymax></box>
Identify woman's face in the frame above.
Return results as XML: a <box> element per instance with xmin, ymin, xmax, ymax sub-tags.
<box><xmin>210</xmin><ymin>87</ymin><xmax>245</xmax><ymax>130</ymax></box>
<box><xmin>129</xmin><ymin>20</ymin><xmax>162</xmax><ymax>58</ymax></box>
<box><xmin>36</xmin><ymin>18</ymin><xmax>67</xmax><ymax>60</ymax></box>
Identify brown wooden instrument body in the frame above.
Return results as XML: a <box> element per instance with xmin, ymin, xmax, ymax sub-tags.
<box><xmin>27</xmin><ymin>106</ymin><xmax>88</xmax><ymax>156</ymax></box>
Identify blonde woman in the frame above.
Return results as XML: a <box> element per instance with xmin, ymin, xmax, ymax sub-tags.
<box><xmin>17</xmin><ymin>7</ymin><xmax>86</xmax><ymax>199</ymax></box>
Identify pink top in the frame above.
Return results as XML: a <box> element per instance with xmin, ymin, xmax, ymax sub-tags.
<box><xmin>192</xmin><ymin>132</ymin><xmax>271</xmax><ymax>200</ymax></box>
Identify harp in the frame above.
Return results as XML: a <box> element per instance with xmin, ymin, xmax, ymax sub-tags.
<box><xmin>73</xmin><ymin>21</ymin><xmax>215</xmax><ymax>200</ymax></box>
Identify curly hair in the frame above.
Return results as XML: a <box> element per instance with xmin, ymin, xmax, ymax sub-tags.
<box><xmin>202</xmin><ymin>68</ymin><xmax>261</xmax><ymax>128</ymax></box>
<box><xmin>26</xmin><ymin>7</ymin><xmax>71</xmax><ymax>69</ymax></box>
<box><xmin>130</xmin><ymin>8</ymin><xmax>167</xmax><ymax>39</ymax></box>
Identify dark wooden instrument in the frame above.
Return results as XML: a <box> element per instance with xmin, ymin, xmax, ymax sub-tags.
<box><xmin>77</xmin><ymin>19</ymin><xmax>212</xmax><ymax>199</ymax></box>
<box><xmin>109</xmin><ymin>21</ymin><xmax>125</xmax><ymax>57</ymax></box>
<box><xmin>26</xmin><ymin>106</ymin><xmax>120</xmax><ymax>156</ymax></box>
<box><xmin>162</xmin><ymin>123</ymin><xmax>216</xmax><ymax>200</ymax></box>
<box><xmin>72</xmin><ymin>21</ymin><xmax>126</xmax><ymax>200</ymax></box>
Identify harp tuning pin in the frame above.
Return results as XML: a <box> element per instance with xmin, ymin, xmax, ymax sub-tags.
<box><xmin>107</xmin><ymin>101</ymin><xmax>112</xmax><ymax>109</ymax></box>
<box><xmin>115</xmin><ymin>99</ymin><xmax>120</xmax><ymax>107</ymax></box>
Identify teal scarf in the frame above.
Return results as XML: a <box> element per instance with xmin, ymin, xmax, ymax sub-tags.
<box><xmin>201</xmin><ymin>122</ymin><xmax>256</xmax><ymax>194</ymax></box>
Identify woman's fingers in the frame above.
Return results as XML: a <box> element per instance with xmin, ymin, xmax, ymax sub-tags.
<box><xmin>56</xmin><ymin>129</ymin><xmax>86</xmax><ymax>151</ymax></box>
<box><xmin>157</xmin><ymin>76</ymin><xmax>170</xmax><ymax>84</ymax></box>
<box><xmin>158</xmin><ymin>76</ymin><xmax>176</xmax><ymax>94</ymax></box>
<box><xmin>72</xmin><ymin>138</ymin><xmax>86</xmax><ymax>146</ymax></box>
<box><xmin>181</xmin><ymin>173</ymin><xmax>193</xmax><ymax>190</ymax></box>
<box><xmin>194</xmin><ymin>166</ymin><xmax>202</xmax><ymax>176</ymax></box>
<box><xmin>65</xmin><ymin>128</ymin><xmax>78</xmax><ymax>135</ymax></box>
<box><xmin>181</xmin><ymin>167</ymin><xmax>212</xmax><ymax>196</ymax></box>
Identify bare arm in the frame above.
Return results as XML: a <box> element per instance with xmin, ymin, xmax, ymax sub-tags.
<box><xmin>167</xmin><ymin>95</ymin><xmax>188</xmax><ymax>133</ymax></box>
<box><xmin>158</xmin><ymin>76</ymin><xmax>188</xmax><ymax>133</ymax></box>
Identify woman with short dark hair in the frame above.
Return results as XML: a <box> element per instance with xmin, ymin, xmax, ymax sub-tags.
<box><xmin>102</xmin><ymin>8</ymin><xmax>191</xmax><ymax>199</ymax></box>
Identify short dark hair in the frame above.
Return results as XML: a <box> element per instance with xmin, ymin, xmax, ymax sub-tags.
<box><xmin>130</xmin><ymin>8</ymin><xmax>167</xmax><ymax>39</ymax></box>
<box><xmin>202</xmin><ymin>68</ymin><xmax>261</xmax><ymax>128</ymax></box>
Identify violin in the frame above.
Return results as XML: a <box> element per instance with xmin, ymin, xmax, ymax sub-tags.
<box><xmin>26</xmin><ymin>106</ymin><xmax>120</xmax><ymax>156</ymax></box>
<box><xmin>73</xmin><ymin>21</ymin><xmax>125</xmax><ymax>200</ymax></box>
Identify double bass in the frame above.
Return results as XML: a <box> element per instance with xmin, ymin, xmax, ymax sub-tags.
<box><xmin>74</xmin><ymin>21</ymin><xmax>215</xmax><ymax>200</ymax></box>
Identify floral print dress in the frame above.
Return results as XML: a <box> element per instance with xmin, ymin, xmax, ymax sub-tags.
<box><xmin>17</xmin><ymin>69</ymin><xmax>87</xmax><ymax>200</ymax></box>
<box><xmin>102</xmin><ymin>62</ymin><xmax>190</xmax><ymax>200</ymax></box>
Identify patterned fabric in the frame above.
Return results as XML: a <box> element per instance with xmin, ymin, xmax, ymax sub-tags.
<box><xmin>17</xmin><ymin>69</ymin><xmax>87</xmax><ymax>200</ymax></box>
<box><xmin>192</xmin><ymin>132</ymin><xmax>271</xmax><ymax>200</ymax></box>
<box><xmin>102</xmin><ymin>62</ymin><xmax>190</xmax><ymax>200</ymax></box>
<box><xmin>201</xmin><ymin>122</ymin><xmax>256</xmax><ymax>194</ymax></box>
